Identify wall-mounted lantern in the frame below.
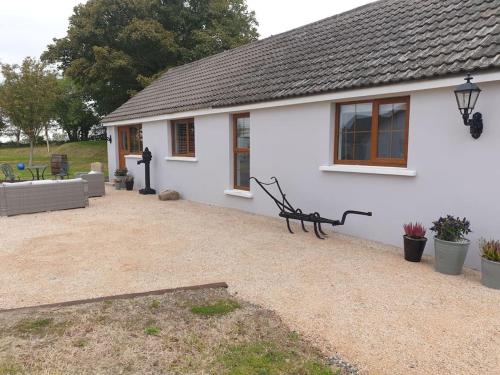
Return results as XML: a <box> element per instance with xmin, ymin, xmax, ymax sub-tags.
<box><xmin>454</xmin><ymin>73</ymin><xmax>483</xmax><ymax>139</ymax></box>
<box><xmin>106</xmin><ymin>134</ymin><xmax>112</xmax><ymax>144</ymax></box>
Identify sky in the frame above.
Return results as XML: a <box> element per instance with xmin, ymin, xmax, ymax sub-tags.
<box><xmin>0</xmin><ymin>0</ymin><xmax>376</xmax><ymax>66</ymax></box>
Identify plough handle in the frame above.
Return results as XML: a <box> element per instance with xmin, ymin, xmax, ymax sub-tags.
<box><xmin>340</xmin><ymin>210</ymin><xmax>373</xmax><ymax>225</ymax></box>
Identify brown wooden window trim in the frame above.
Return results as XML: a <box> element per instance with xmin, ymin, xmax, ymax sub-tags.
<box><xmin>171</xmin><ymin>118</ymin><xmax>195</xmax><ymax>157</ymax></box>
<box><xmin>334</xmin><ymin>96</ymin><xmax>410</xmax><ymax>167</ymax></box>
<box><xmin>233</xmin><ymin>113</ymin><xmax>250</xmax><ymax>191</ymax></box>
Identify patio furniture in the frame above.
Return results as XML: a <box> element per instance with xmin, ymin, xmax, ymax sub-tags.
<box><xmin>0</xmin><ymin>179</ymin><xmax>89</xmax><ymax>217</ymax></box>
<box><xmin>74</xmin><ymin>172</ymin><xmax>105</xmax><ymax>197</ymax></box>
<box><xmin>0</xmin><ymin>163</ymin><xmax>20</xmax><ymax>182</ymax></box>
<box><xmin>51</xmin><ymin>154</ymin><xmax>69</xmax><ymax>179</ymax></box>
<box><xmin>27</xmin><ymin>164</ymin><xmax>48</xmax><ymax>180</ymax></box>
<box><xmin>251</xmin><ymin>177</ymin><xmax>373</xmax><ymax>239</ymax></box>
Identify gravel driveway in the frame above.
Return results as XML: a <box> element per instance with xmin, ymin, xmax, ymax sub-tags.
<box><xmin>1</xmin><ymin>187</ymin><xmax>499</xmax><ymax>374</ymax></box>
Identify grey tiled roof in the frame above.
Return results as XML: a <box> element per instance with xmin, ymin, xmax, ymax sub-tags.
<box><xmin>103</xmin><ymin>0</ymin><xmax>500</xmax><ymax>123</ymax></box>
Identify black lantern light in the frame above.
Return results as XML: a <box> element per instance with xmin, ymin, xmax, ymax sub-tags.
<box><xmin>454</xmin><ymin>73</ymin><xmax>483</xmax><ymax>139</ymax></box>
<box><xmin>106</xmin><ymin>134</ymin><xmax>112</xmax><ymax>143</ymax></box>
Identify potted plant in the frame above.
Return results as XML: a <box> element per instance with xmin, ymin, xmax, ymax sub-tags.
<box><xmin>479</xmin><ymin>239</ymin><xmax>500</xmax><ymax>289</ymax></box>
<box><xmin>125</xmin><ymin>175</ymin><xmax>134</xmax><ymax>191</ymax></box>
<box><xmin>113</xmin><ymin>179</ymin><xmax>122</xmax><ymax>190</ymax></box>
<box><xmin>430</xmin><ymin>215</ymin><xmax>471</xmax><ymax>275</ymax></box>
<box><xmin>114</xmin><ymin>168</ymin><xmax>128</xmax><ymax>189</ymax></box>
<box><xmin>403</xmin><ymin>222</ymin><xmax>427</xmax><ymax>262</ymax></box>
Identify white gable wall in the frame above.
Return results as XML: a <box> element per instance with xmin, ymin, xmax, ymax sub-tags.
<box><xmin>109</xmin><ymin>81</ymin><xmax>500</xmax><ymax>269</ymax></box>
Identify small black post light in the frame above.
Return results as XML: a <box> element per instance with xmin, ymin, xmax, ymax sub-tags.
<box><xmin>454</xmin><ymin>73</ymin><xmax>483</xmax><ymax>139</ymax></box>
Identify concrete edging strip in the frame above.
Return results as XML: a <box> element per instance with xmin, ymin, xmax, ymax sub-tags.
<box><xmin>0</xmin><ymin>282</ymin><xmax>229</xmax><ymax>314</ymax></box>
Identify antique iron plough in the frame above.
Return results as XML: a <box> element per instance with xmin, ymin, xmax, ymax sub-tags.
<box><xmin>251</xmin><ymin>177</ymin><xmax>372</xmax><ymax>239</ymax></box>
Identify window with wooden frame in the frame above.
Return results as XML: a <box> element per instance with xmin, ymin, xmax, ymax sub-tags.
<box><xmin>171</xmin><ymin>118</ymin><xmax>195</xmax><ymax>157</ymax></box>
<box><xmin>233</xmin><ymin>113</ymin><xmax>250</xmax><ymax>191</ymax></box>
<box><xmin>335</xmin><ymin>97</ymin><xmax>410</xmax><ymax>167</ymax></box>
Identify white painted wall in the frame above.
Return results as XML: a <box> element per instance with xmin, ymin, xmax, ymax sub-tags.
<box><xmin>125</xmin><ymin>156</ymin><xmax>144</xmax><ymax>190</ymax></box>
<box><xmin>108</xmin><ymin>81</ymin><xmax>500</xmax><ymax>269</ymax></box>
<box><xmin>107</xmin><ymin>126</ymin><xmax>118</xmax><ymax>179</ymax></box>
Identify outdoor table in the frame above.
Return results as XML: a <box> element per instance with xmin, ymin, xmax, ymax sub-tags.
<box><xmin>27</xmin><ymin>165</ymin><xmax>48</xmax><ymax>180</ymax></box>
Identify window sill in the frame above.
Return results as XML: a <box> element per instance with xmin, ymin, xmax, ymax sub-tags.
<box><xmin>319</xmin><ymin>164</ymin><xmax>417</xmax><ymax>177</ymax></box>
<box><xmin>124</xmin><ymin>155</ymin><xmax>142</xmax><ymax>159</ymax></box>
<box><xmin>224</xmin><ymin>189</ymin><xmax>253</xmax><ymax>199</ymax></box>
<box><xmin>164</xmin><ymin>156</ymin><xmax>198</xmax><ymax>163</ymax></box>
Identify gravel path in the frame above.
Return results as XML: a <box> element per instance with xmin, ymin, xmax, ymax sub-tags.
<box><xmin>1</xmin><ymin>187</ymin><xmax>499</xmax><ymax>374</ymax></box>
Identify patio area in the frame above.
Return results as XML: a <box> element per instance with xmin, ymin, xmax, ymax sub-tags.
<box><xmin>1</xmin><ymin>187</ymin><xmax>499</xmax><ymax>375</ymax></box>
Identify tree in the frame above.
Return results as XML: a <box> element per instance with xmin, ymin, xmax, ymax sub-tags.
<box><xmin>0</xmin><ymin>110</ymin><xmax>6</xmax><ymax>136</ymax></box>
<box><xmin>42</xmin><ymin>0</ymin><xmax>258</xmax><ymax>116</ymax></box>
<box><xmin>0</xmin><ymin>58</ymin><xmax>59</xmax><ymax>164</ymax></box>
<box><xmin>55</xmin><ymin>78</ymin><xmax>100</xmax><ymax>142</ymax></box>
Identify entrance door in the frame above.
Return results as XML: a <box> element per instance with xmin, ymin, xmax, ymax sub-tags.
<box><xmin>118</xmin><ymin>125</ymin><xmax>143</xmax><ymax>168</ymax></box>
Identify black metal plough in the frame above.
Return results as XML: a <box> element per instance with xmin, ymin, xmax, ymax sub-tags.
<box><xmin>251</xmin><ymin>177</ymin><xmax>373</xmax><ymax>239</ymax></box>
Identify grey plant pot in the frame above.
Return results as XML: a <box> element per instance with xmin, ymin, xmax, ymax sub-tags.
<box><xmin>434</xmin><ymin>237</ymin><xmax>470</xmax><ymax>275</ymax></box>
<box><xmin>481</xmin><ymin>258</ymin><xmax>500</xmax><ymax>290</ymax></box>
<box><xmin>115</xmin><ymin>176</ymin><xmax>126</xmax><ymax>189</ymax></box>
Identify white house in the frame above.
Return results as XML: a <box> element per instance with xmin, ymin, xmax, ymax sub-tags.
<box><xmin>103</xmin><ymin>0</ymin><xmax>500</xmax><ymax>269</ymax></box>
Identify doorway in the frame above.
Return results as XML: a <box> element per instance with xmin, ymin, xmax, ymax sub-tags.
<box><xmin>118</xmin><ymin>125</ymin><xmax>143</xmax><ymax>169</ymax></box>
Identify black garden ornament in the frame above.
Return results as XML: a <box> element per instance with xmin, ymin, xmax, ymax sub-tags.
<box><xmin>251</xmin><ymin>176</ymin><xmax>372</xmax><ymax>239</ymax></box>
<box><xmin>137</xmin><ymin>147</ymin><xmax>156</xmax><ymax>195</ymax></box>
<box><xmin>454</xmin><ymin>73</ymin><xmax>483</xmax><ymax>139</ymax></box>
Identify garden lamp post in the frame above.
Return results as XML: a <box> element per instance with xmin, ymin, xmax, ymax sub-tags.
<box><xmin>454</xmin><ymin>73</ymin><xmax>483</xmax><ymax>139</ymax></box>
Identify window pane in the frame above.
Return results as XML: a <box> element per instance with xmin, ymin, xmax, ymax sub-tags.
<box><xmin>356</xmin><ymin>103</ymin><xmax>372</xmax><ymax>131</ymax></box>
<box><xmin>377</xmin><ymin>102</ymin><xmax>406</xmax><ymax>159</ymax></box>
<box><xmin>378</xmin><ymin>104</ymin><xmax>393</xmax><ymax>131</ymax></box>
<box><xmin>188</xmin><ymin>123</ymin><xmax>195</xmax><ymax>154</ymax></box>
<box><xmin>236</xmin><ymin>117</ymin><xmax>250</xmax><ymax>148</ymax></box>
<box><xmin>120</xmin><ymin>129</ymin><xmax>128</xmax><ymax>150</ymax></box>
<box><xmin>338</xmin><ymin>103</ymin><xmax>372</xmax><ymax>160</ymax></box>
<box><xmin>174</xmin><ymin>123</ymin><xmax>188</xmax><ymax>154</ymax></box>
<box><xmin>391</xmin><ymin>131</ymin><xmax>404</xmax><ymax>158</ymax></box>
<box><xmin>129</xmin><ymin>127</ymin><xmax>142</xmax><ymax>154</ymax></box>
<box><xmin>379</xmin><ymin>103</ymin><xmax>406</xmax><ymax>132</ymax></box>
<box><xmin>339</xmin><ymin>105</ymin><xmax>355</xmax><ymax>132</ymax></box>
<box><xmin>354</xmin><ymin>131</ymin><xmax>371</xmax><ymax>160</ymax></box>
<box><xmin>235</xmin><ymin>152</ymin><xmax>250</xmax><ymax>188</ymax></box>
<box><xmin>377</xmin><ymin>132</ymin><xmax>391</xmax><ymax>158</ymax></box>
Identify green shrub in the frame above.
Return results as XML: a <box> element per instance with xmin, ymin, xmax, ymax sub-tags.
<box><xmin>114</xmin><ymin>168</ymin><xmax>128</xmax><ymax>177</ymax></box>
<box><xmin>430</xmin><ymin>215</ymin><xmax>471</xmax><ymax>242</ymax></box>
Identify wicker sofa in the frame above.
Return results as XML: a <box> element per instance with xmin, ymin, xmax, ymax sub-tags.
<box><xmin>0</xmin><ymin>178</ymin><xmax>89</xmax><ymax>217</ymax></box>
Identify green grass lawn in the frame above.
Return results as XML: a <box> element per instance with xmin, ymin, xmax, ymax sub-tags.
<box><xmin>0</xmin><ymin>141</ymin><xmax>108</xmax><ymax>180</ymax></box>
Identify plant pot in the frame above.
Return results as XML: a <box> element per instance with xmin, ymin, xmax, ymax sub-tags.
<box><xmin>114</xmin><ymin>181</ymin><xmax>121</xmax><ymax>190</ymax></box>
<box><xmin>481</xmin><ymin>258</ymin><xmax>500</xmax><ymax>290</ymax></box>
<box><xmin>125</xmin><ymin>180</ymin><xmax>134</xmax><ymax>191</ymax></box>
<box><xmin>403</xmin><ymin>235</ymin><xmax>427</xmax><ymax>262</ymax></box>
<box><xmin>114</xmin><ymin>176</ymin><xmax>126</xmax><ymax>189</ymax></box>
<box><xmin>434</xmin><ymin>237</ymin><xmax>470</xmax><ymax>275</ymax></box>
